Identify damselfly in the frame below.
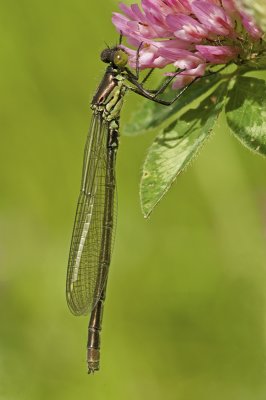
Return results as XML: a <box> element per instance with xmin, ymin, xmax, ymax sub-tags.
<box><xmin>66</xmin><ymin>43</ymin><xmax>195</xmax><ymax>373</ymax></box>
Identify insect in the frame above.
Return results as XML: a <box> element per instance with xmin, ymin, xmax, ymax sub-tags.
<box><xmin>66</xmin><ymin>42</ymin><xmax>196</xmax><ymax>373</ymax></box>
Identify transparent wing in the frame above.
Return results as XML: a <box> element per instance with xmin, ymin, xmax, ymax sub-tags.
<box><xmin>66</xmin><ymin>113</ymin><xmax>117</xmax><ymax>316</ymax></box>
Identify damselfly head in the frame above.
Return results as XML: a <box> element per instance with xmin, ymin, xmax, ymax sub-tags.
<box><xmin>100</xmin><ymin>47</ymin><xmax>128</xmax><ymax>68</ymax></box>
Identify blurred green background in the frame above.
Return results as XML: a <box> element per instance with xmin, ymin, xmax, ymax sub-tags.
<box><xmin>1</xmin><ymin>1</ymin><xmax>266</xmax><ymax>399</ymax></box>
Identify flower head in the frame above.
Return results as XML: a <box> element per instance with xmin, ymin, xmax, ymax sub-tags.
<box><xmin>112</xmin><ymin>0</ymin><xmax>264</xmax><ymax>88</ymax></box>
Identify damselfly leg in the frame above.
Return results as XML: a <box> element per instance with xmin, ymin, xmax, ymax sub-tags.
<box><xmin>126</xmin><ymin>74</ymin><xmax>198</xmax><ymax>105</ymax></box>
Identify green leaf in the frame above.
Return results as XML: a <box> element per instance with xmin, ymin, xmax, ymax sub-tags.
<box><xmin>140</xmin><ymin>81</ymin><xmax>228</xmax><ymax>218</ymax></box>
<box><xmin>124</xmin><ymin>72</ymin><xmax>225</xmax><ymax>136</ymax></box>
<box><xmin>225</xmin><ymin>76</ymin><xmax>266</xmax><ymax>156</ymax></box>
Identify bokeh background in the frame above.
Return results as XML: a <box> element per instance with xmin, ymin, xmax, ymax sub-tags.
<box><xmin>1</xmin><ymin>1</ymin><xmax>266</xmax><ymax>399</ymax></box>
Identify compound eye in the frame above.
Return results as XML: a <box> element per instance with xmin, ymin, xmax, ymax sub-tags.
<box><xmin>101</xmin><ymin>48</ymin><xmax>112</xmax><ymax>63</ymax></box>
<box><xmin>113</xmin><ymin>49</ymin><xmax>128</xmax><ymax>67</ymax></box>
